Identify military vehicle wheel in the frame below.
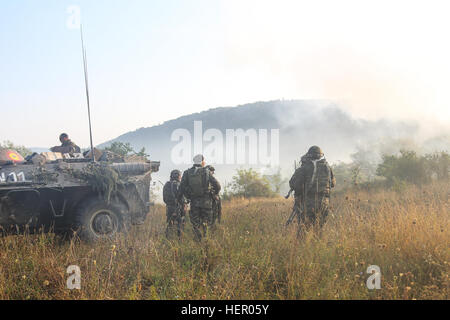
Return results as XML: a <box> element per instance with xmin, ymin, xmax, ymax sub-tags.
<box><xmin>74</xmin><ymin>199</ymin><xmax>129</xmax><ymax>242</ymax></box>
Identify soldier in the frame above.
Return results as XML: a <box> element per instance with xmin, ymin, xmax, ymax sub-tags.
<box><xmin>163</xmin><ymin>169</ymin><xmax>186</xmax><ymax>239</ymax></box>
<box><xmin>178</xmin><ymin>154</ymin><xmax>221</xmax><ymax>241</ymax></box>
<box><xmin>50</xmin><ymin>133</ymin><xmax>81</xmax><ymax>154</ymax></box>
<box><xmin>289</xmin><ymin>146</ymin><xmax>336</xmax><ymax>238</ymax></box>
<box><xmin>206</xmin><ymin>165</ymin><xmax>222</xmax><ymax>226</ymax></box>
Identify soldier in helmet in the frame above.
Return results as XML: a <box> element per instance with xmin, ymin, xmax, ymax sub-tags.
<box><xmin>289</xmin><ymin>146</ymin><xmax>336</xmax><ymax>238</ymax></box>
<box><xmin>178</xmin><ymin>154</ymin><xmax>221</xmax><ymax>241</ymax></box>
<box><xmin>50</xmin><ymin>133</ymin><xmax>81</xmax><ymax>154</ymax></box>
<box><xmin>206</xmin><ymin>165</ymin><xmax>222</xmax><ymax>227</ymax></box>
<box><xmin>163</xmin><ymin>169</ymin><xmax>186</xmax><ymax>239</ymax></box>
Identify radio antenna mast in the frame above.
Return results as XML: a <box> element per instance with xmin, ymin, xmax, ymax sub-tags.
<box><xmin>80</xmin><ymin>24</ymin><xmax>95</xmax><ymax>162</ymax></box>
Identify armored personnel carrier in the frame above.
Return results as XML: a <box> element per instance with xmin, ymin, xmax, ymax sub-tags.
<box><xmin>0</xmin><ymin>149</ymin><xmax>160</xmax><ymax>241</ymax></box>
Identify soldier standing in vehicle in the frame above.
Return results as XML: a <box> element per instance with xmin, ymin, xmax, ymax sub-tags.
<box><xmin>206</xmin><ymin>165</ymin><xmax>222</xmax><ymax>227</ymax></box>
<box><xmin>163</xmin><ymin>170</ymin><xmax>186</xmax><ymax>239</ymax></box>
<box><xmin>50</xmin><ymin>133</ymin><xmax>81</xmax><ymax>154</ymax></box>
<box><xmin>289</xmin><ymin>146</ymin><xmax>336</xmax><ymax>238</ymax></box>
<box><xmin>178</xmin><ymin>154</ymin><xmax>221</xmax><ymax>241</ymax></box>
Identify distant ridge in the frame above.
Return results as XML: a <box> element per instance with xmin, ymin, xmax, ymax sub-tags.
<box><xmin>97</xmin><ymin>100</ymin><xmax>425</xmax><ymax>185</ymax></box>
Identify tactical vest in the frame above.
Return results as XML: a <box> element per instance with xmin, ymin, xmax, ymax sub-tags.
<box><xmin>187</xmin><ymin>166</ymin><xmax>210</xmax><ymax>198</ymax></box>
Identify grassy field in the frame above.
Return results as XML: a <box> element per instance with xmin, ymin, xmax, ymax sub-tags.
<box><xmin>0</xmin><ymin>182</ymin><xmax>448</xmax><ymax>300</ymax></box>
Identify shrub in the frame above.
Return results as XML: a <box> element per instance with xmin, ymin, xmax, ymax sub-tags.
<box><xmin>226</xmin><ymin>168</ymin><xmax>278</xmax><ymax>199</ymax></box>
<box><xmin>377</xmin><ymin>150</ymin><xmax>429</xmax><ymax>186</ymax></box>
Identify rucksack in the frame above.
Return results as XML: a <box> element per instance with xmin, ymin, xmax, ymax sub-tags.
<box><xmin>309</xmin><ymin>159</ymin><xmax>332</xmax><ymax>195</ymax></box>
<box><xmin>186</xmin><ymin>167</ymin><xmax>210</xmax><ymax>198</ymax></box>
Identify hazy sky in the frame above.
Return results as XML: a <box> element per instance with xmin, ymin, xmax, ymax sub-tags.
<box><xmin>1</xmin><ymin>0</ymin><xmax>449</xmax><ymax>148</ymax></box>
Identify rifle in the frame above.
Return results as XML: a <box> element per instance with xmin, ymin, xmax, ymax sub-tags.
<box><xmin>285</xmin><ymin>203</ymin><xmax>303</xmax><ymax>227</ymax></box>
<box><xmin>284</xmin><ymin>188</ymin><xmax>293</xmax><ymax>199</ymax></box>
<box><xmin>217</xmin><ymin>196</ymin><xmax>222</xmax><ymax>224</ymax></box>
<box><xmin>284</xmin><ymin>160</ymin><xmax>298</xmax><ymax>227</ymax></box>
<box><xmin>285</xmin><ymin>159</ymin><xmax>299</xmax><ymax>199</ymax></box>
<box><xmin>285</xmin><ymin>207</ymin><xmax>297</xmax><ymax>226</ymax></box>
<box><xmin>286</xmin><ymin>184</ymin><xmax>306</xmax><ymax>227</ymax></box>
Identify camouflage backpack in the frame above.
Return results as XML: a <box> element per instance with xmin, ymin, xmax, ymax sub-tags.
<box><xmin>309</xmin><ymin>159</ymin><xmax>332</xmax><ymax>195</ymax></box>
<box><xmin>186</xmin><ymin>167</ymin><xmax>210</xmax><ymax>198</ymax></box>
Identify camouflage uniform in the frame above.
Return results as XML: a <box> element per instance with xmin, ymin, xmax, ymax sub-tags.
<box><xmin>51</xmin><ymin>139</ymin><xmax>81</xmax><ymax>154</ymax></box>
<box><xmin>206</xmin><ymin>165</ymin><xmax>222</xmax><ymax>226</ymax></box>
<box><xmin>163</xmin><ymin>176</ymin><xmax>185</xmax><ymax>239</ymax></box>
<box><xmin>211</xmin><ymin>194</ymin><xmax>222</xmax><ymax>226</ymax></box>
<box><xmin>178</xmin><ymin>164</ymin><xmax>221</xmax><ymax>241</ymax></box>
<box><xmin>289</xmin><ymin>147</ymin><xmax>336</xmax><ymax>237</ymax></box>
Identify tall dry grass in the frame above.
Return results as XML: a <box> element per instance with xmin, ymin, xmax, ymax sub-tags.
<box><xmin>0</xmin><ymin>182</ymin><xmax>448</xmax><ymax>299</ymax></box>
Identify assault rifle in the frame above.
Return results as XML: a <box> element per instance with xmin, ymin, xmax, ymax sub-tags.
<box><xmin>285</xmin><ymin>205</ymin><xmax>301</xmax><ymax>227</ymax></box>
<box><xmin>285</xmin><ymin>159</ymin><xmax>300</xmax><ymax>225</ymax></box>
<box><xmin>285</xmin><ymin>188</ymin><xmax>293</xmax><ymax>199</ymax></box>
<box><xmin>217</xmin><ymin>196</ymin><xmax>222</xmax><ymax>224</ymax></box>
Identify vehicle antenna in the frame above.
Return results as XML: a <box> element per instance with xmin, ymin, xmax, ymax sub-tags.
<box><xmin>80</xmin><ymin>24</ymin><xmax>95</xmax><ymax>162</ymax></box>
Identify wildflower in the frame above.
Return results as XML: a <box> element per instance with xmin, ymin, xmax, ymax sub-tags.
<box><xmin>406</xmin><ymin>286</ymin><xmax>412</xmax><ymax>291</ymax></box>
<box><xmin>111</xmin><ymin>245</ymin><xmax>116</xmax><ymax>251</ymax></box>
<box><xmin>43</xmin><ymin>280</ymin><xmax>50</xmax><ymax>286</ymax></box>
<box><xmin>399</xmin><ymin>273</ymin><xmax>404</xmax><ymax>277</ymax></box>
<box><xmin>15</xmin><ymin>258</ymin><xmax>19</xmax><ymax>263</ymax></box>
<box><xmin>22</xmin><ymin>275</ymin><xmax>27</xmax><ymax>280</ymax></box>
<box><xmin>93</xmin><ymin>260</ymin><xmax>97</xmax><ymax>265</ymax></box>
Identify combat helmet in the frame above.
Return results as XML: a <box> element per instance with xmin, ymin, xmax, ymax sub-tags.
<box><xmin>307</xmin><ymin>145</ymin><xmax>324</xmax><ymax>159</ymax></box>
<box><xmin>59</xmin><ymin>133</ymin><xmax>69</xmax><ymax>143</ymax></box>
<box><xmin>170</xmin><ymin>169</ymin><xmax>181</xmax><ymax>180</ymax></box>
